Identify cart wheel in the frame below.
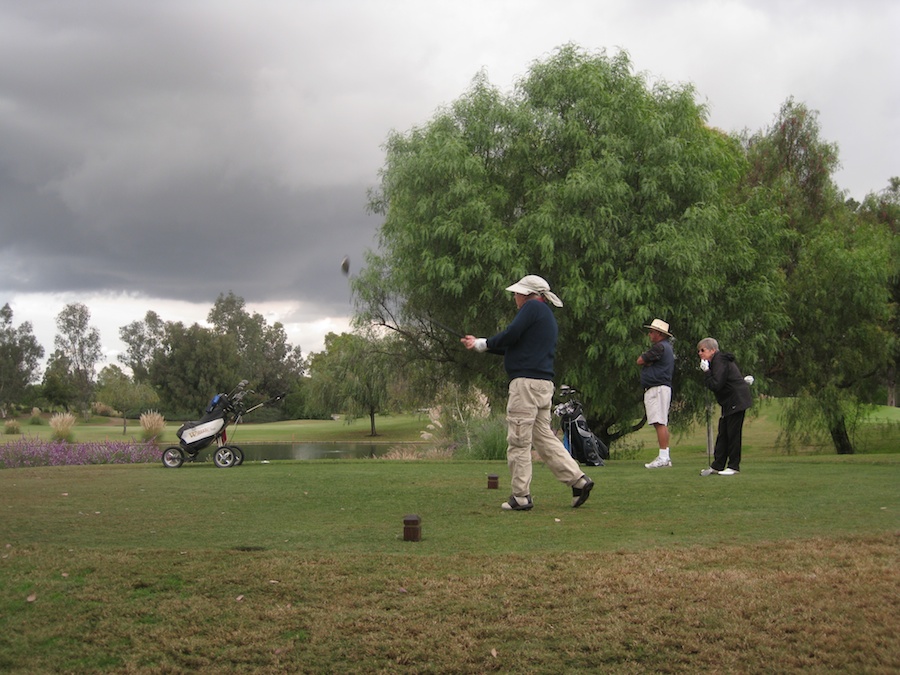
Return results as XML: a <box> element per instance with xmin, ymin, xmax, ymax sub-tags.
<box><xmin>231</xmin><ymin>445</ymin><xmax>244</xmax><ymax>466</ymax></box>
<box><xmin>213</xmin><ymin>446</ymin><xmax>238</xmax><ymax>468</ymax></box>
<box><xmin>162</xmin><ymin>446</ymin><xmax>185</xmax><ymax>468</ymax></box>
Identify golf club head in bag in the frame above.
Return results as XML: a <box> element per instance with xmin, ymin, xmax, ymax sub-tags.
<box><xmin>554</xmin><ymin>387</ymin><xmax>608</xmax><ymax>466</ymax></box>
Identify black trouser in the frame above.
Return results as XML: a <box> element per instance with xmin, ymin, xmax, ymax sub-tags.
<box><xmin>712</xmin><ymin>410</ymin><xmax>745</xmax><ymax>471</ymax></box>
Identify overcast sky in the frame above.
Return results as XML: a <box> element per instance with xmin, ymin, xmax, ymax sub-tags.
<box><xmin>1</xmin><ymin>0</ymin><xmax>897</xmax><ymax>372</ymax></box>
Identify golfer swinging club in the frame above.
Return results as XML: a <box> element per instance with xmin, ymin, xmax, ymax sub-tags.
<box><xmin>462</xmin><ymin>275</ymin><xmax>594</xmax><ymax>511</ymax></box>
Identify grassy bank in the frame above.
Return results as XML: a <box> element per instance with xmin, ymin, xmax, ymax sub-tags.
<box><xmin>1</xmin><ymin>456</ymin><xmax>898</xmax><ymax>673</ymax></box>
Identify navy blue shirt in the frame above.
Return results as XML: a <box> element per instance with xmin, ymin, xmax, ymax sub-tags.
<box><xmin>639</xmin><ymin>338</ymin><xmax>674</xmax><ymax>389</ymax></box>
<box><xmin>486</xmin><ymin>299</ymin><xmax>557</xmax><ymax>382</ymax></box>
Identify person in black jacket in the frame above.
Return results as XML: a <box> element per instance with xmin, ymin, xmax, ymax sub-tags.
<box><xmin>697</xmin><ymin>337</ymin><xmax>753</xmax><ymax>475</ymax></box>
<box><xmin>462</xmin><ymin>275</ymin><xmax>594</xmax><ymax>511</ymax></box>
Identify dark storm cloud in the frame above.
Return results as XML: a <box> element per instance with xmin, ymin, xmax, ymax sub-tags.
<box><xmin>0</xmin><ymin>0</ymin><xmax>896</xmax><ymax>360</ymax></box>
<box><xmin>0</xmin><ymin>1</ymin><xmax>388</xmax><ymax>312</ymax></box>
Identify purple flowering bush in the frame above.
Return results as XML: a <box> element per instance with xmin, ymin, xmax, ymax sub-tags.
<box><xmin>0</xmin><ymin>438</ymin><xmax>161</xmax><ymax>468</ymax></box>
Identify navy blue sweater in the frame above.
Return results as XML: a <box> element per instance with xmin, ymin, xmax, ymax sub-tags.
<box><xmin>486</xmin><ymin>299</ymin><xmax>558</xmax><ymax>382</ymax></box>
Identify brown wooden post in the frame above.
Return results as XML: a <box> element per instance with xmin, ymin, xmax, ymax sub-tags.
<box><xmin>403</xmin><ymin>514</ymin><xmax>421</xmax><ymax>542</ymax></box>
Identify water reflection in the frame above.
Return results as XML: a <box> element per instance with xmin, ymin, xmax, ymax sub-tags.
<box><xmin>235</xmin><ymin>442</ymin><xmax>393</xmax><ymax>461</ymax></box>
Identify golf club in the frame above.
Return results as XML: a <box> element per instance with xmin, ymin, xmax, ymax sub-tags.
<box><xmin>425</xmin><ymin>316</ymin><xmax>466</xmax><ymax>339</ymax></box>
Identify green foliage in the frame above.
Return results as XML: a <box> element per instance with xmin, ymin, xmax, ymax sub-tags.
<box><xmin>52</xmin><ymin>303</ymin><xmax>103</xmax><ymax>413</ymax></box>
<box><xmin>117</xmin><ymin>310</ymin><xmax>165</xmax><ymax>383</ymax></box>
<box><xmin>41</xmin><ymin>352</ymin><xmax>77</xmax><ymax>412</ymax></box>
<box><xmin>118</xmin><ymin>295</ymin><xmax>302</xmax><ymax>420</ymax></box>
<box><xmin>858</xmin><ymin>177</ymin><xmax>900</xmax><ymax>406</ymax></box>
<box><xmin>148</xmin><ymin>321</ymin><xmax>241</xmax><ymax>417</ymax></box>
<box><xmin>745</xmin><ymin>101</ymin><xmax>895</xmax><ymax>452</ymax></box>
<box><xmin>96</xmin><ymin>364</ymin><xmax>160</xmax><ymax>434</ymax></box>
<box><xmin>0</xmin><ymin>304</ymin><xmax>45</xmax><ymax>416</ymax></box>
<box><xmin>359</xmin><ymin>44</ymin><xmax>789</xmax><ymax>441</ymax></box>
<box><xmin>306</xmin><ymin>330</ymin><xmax>398</xmax><ymax>435</ymax></box>
<box><xmin>207</xmin><ymin>292</ymin><xmax>305</xmax><ymax>404</ymax></box>
<box><xmin>454</xmin><ymin>415</ymin><xmax>508</xmax><ymax>460</ymax></box>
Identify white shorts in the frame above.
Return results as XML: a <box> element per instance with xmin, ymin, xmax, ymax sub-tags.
<box><xmin>644</xmin><ymin>385</ymin><xmax>671</xmax><ymax>426</ymax></box>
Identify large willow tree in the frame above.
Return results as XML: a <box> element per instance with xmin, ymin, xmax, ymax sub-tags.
<box><xmin>357</xmin><ymin>45</ymin><xmax>788</xmax><ymax>442</ymax></box>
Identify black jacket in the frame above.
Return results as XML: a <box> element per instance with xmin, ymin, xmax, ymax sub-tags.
<box><xmin>704</xmin><ymin>351</ymin><xmax>752</xmax><ymax>417</ymax></box>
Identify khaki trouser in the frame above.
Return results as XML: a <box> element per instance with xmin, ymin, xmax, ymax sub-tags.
<box><xmin>506</xmin><ymin>377</ymin><xmax>584</xmax><ymax>497</ymax></box>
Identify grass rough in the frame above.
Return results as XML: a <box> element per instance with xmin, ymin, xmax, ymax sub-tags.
<box><xmin>1</xmin><ymin>456</ymin><xmax>897</xmax><ymax>673</ymax></box>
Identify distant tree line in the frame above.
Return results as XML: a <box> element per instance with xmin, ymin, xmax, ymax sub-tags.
<box><xmin>0</xmin><ymin>292</ymin><xmax>324</xmax><ymax>423</ymax></box>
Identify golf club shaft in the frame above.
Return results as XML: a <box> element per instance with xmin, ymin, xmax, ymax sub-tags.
<box><xmin>427</xmin><ymin>317</ymin><xmax>466</xmax><ymax>338</ymax></box>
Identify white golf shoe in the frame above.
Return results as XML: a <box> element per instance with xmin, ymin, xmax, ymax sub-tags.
<box><xmin>645</xmin><ymin>456</ymin><xmax>672</xmax><ymax>469</ymax></box>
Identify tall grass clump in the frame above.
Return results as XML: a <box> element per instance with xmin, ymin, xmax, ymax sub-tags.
<box><xmin>49</xmin><ymin>412</ymin><xmax>76</xmax><ymax>442</ymax></box>
<box><xmin>139</xmin><ymin>410</ymin><xmax>166</xmax><ymax>442</ymax></box>
<box><xmin>3</xmin><ymin>419</ymin><xmax>20</xmax><ymax>435</ymax></box>
<box><xmin>424</xmin><ymin>383</ymin><xmax>492</xmax><ymax>451</ymax></box>
<box><xmin>29</xmin><ymin>407</ymin><xmax>44</xmax><ymax>425</ymax></box>
<box><xmin>455</xmin><ymin>415</ymin><xmax>508</xmax><ymax>460</ymax></box>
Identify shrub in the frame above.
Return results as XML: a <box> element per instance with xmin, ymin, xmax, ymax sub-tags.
<box><xmin>4</xmin><ymin>419</ymin><xmax>21</xmax><ymax>435</ymax></box>
<box><xmin>92</xmin><ymin>402</ymin><xmax>118</xmax><ymax>417</ymax></box>
<box><xmin>29</xmin><ymin>408</ymin><xmax>44</xmax><ymax>425</ymax></box>
<box><xmin>140</xmin><ymin>410</ymin><xmax>166</xmax><ymax>442</ymax></box>
<box><xmin>425</xmin><ymin>384</ymin><xmax>492</xmax><ymax>451</ymax></box>
<box><xmin>455</xmin><ymin>416</ymin><xmax>508</xmax><ymax>460</ymax></box>
<box><xmin>49</xmin><ymin>412</ymin><xmax>76</xmax><ymax>442</ymax></box>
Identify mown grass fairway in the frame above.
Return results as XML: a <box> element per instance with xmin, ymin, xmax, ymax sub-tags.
<box><xmin>2</xmin><ymin>455</ymin><xmax>898</xmax><ymax>673</ymax></box>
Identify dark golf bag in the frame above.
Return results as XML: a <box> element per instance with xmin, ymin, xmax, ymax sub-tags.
<box><xmin>554</xmin><ymin>386</ymin><xmax>609</xmax><ymax>467</ymax></box>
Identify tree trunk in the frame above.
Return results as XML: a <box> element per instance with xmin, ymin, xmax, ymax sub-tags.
<box><xmin>829</xmin><ymin>415</ymin><xmax>854</xmax><ymax>455</ymax></box>
<box><xmin>369</xmin><ymin>407</ymin><xmax>377</xmax><ymax>437</ymax></box>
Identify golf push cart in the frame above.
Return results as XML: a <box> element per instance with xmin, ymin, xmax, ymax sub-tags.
<box><xmin>161</xmin><ymin>380</ymin><xmax>282</xmax><ymax>469</ymax></box>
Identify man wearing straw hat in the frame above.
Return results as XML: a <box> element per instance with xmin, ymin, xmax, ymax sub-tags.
<box><xmin>637</xmin><ymin>318</ymin><xmax>675</xmax><ymax>468</ymax></box>
<box><xmin>462</xmin><ymin>275</ymin><xmax>594</xmax><ymax>511</ymax></box>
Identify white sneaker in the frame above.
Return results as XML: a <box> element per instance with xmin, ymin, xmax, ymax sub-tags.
<box><xmin>700</xmin><ymin>467</ymin><xmax>718</xmax><ymax>476</ymax></box>
<box><xmin>719</xmin><ymin>468</ymin><xmax>739</xmax><ymax>476</ymax></box>
<box><xmin>645</xmin><ymin>456</ymin><xmax>672</xmax><ymax>469</ymax></box>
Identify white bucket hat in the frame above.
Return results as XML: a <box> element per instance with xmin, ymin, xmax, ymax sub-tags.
<box><xmin>643</xmin><ymin>318</ymin><xmax>673</xmax><ymax>337</ymax></box>
<box><xmin>505</xmin><ymin>275</ymin><xmax>563</xmax><ymax>307</ymax></box>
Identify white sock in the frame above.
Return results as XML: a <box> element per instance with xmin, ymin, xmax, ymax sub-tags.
<box><xmin>660</xmin><ymin>448</ymin><xmax>670</xmax><ymax>461</ymax></box>
<box><xmin>514</xmin><ymin>495</ymin><xmax>530</xmax><ymax>505</ymax></box>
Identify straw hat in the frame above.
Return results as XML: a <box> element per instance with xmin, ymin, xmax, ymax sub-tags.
<box><xmin>643</xmin><ymin>318</ymin><xmax>673</xmax><ymax>337</ymax></box>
